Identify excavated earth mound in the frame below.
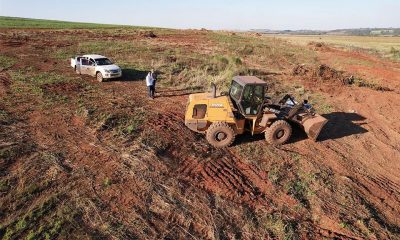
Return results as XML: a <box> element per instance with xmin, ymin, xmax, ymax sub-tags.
<box><xmin>293</xmin><ymin>64</ymin><xmax>354</xmax><ymax>85</ymax></box>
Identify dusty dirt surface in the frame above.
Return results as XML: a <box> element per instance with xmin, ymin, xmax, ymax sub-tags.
<box><xmin>1</xmin><ymin>29</ymin><xmax>400</xmax><ymax>239</ymax></box>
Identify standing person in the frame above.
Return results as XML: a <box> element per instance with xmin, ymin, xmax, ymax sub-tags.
<box><xmin>146</xmin><ymin>69</ymin><xmax>155</xmax><ymax>99</ymax></box>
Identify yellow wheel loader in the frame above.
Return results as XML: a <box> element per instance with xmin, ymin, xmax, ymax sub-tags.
<box><xmin>184</xmin><ymin>76</ymin><xmax>328</xmax><ymax>148</ymax></box>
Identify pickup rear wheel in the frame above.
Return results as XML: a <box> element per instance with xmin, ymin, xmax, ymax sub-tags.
<box><xmin>265</xmin><ymin>120</ymin><xmax>292</xmax><ymax>145</ymax></box>
<box><xmin>206</xmin><ymin>122</ymin><xmax>235</xmax><ymax>148</ymax></box>
<box><xmin>96</xmin><ymin>72</ymin><xmax>103</xmax><ymax>82</ymax></box>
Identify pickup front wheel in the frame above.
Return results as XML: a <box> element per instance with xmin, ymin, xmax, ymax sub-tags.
<box><xmin>96</xmin><ymin>72</ymin><xmax>104</xmax><ymax>82</ymax></box>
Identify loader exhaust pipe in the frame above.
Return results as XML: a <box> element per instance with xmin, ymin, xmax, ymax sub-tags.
<box><xmin>210</xmin><ymin>83</ymin><xmax>217</xmax><ymax>98</ymax></box>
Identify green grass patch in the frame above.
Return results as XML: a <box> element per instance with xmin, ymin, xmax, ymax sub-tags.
<box><xmin>0</xmin><ymin>141</ymin><xmax>36</xmax><ymax>167</ymax></box>
<box><xmin>0</xmin><ymin>16</ymin><xmax>138</xmax><ymax>29</ymax></box>
<box><xmin>273</xmin><ymin>34</ymin><xmax>400</xmax><ymax>61</ymax></box>
<box><xmin>285</xmin><ymin>171</ymin><xmax>316</xmax><ymax>208</ymax></box>
<box><xmin>0</xmin><ymin>55</ymin><xmax>16</xmax><ymax>70</ymax></box>
<box><xmin>0</xmin><ymin>195</ymin><xmax>81</xmax><ymax>240</ymax></box>
<box><xmin>1</xmin><ymin>196</ymin><xmax>57</xmax><ymax>240</ymax></box>
<box><xmin>260</xmin><ymin>213</ymin><xmax>298</xmax><ymax>239</ymax></box>
<box><xmin>210</xmin><ymin>32</ymin><xmax>317</xmax><ymax>69</ymax></box>
<box><xmin>140</xmin><ymin>128</ymin><xmax>170</xmax><ymax>153</ymax></box>
<box><xmin>390</xmin><ymin>47</ymin><xmax>400</xmax><ymax>60</ymax></box>
<box><xmin>8</xmin><ymin>70</ymin><xmax>84</xmax><ymax>107</ymax></box>
<box><xmin>103</xmin><ymin>177</ymin><xmax>112</xmax><ymax>188</ymax></box>
<box><xmin>308</xmin><ymin>93</ymin><xmax>334</xmax><ymax>114</ymax></box>
<box><xmin>95</xmin><ymin>107</ymin><xmax>147</xmax><ymax>139</ymax></box>
<box><xmin>0</xmin><ymin>109</ymin><xmax>12</xmax><ymax>125</ymax></box>
<box><xmin>0</xmin><ymin>179</ymin><xmax>9</xmax><ymax>192</ymax></box>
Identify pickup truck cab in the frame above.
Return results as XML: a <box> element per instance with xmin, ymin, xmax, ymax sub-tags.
<box><xmin>71</xmin><ymin>54</ymin><xmax>122</xmax><ymax>82</ymax></box>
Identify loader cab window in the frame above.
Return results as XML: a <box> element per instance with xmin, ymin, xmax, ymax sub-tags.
<box><xmin>241</xmin><ymin>85</ymin><xmax>264</xmax><ymax>115</ymax></box>
<box><xmin>230</xmin><ymin>81</ymin><xmax>243</xmax><ymax>102</ymax></box>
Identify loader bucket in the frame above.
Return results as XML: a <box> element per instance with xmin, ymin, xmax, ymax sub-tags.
<box><xmin>302</xmin><ymin>114</ymin><xmax>328</xmax><ymax>141</ymax></box>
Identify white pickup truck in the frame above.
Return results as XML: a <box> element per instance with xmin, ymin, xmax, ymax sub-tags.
<box><xmin>71</xmin><ymin>54</ymin><xmax>122</xmax><ymax>82</ymax></box>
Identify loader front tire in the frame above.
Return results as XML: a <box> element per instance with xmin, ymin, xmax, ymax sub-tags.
<box><xmin>206</xmin><ymin>122</ymin><xmax>235</xmax><ymax>148</ymax></box>
<box><xmin>265</xmin><ymin>120</ymin><xmax>292</xmax><ymax>145</ymax></box>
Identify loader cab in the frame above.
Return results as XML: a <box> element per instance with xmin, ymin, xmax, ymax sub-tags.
<box><xmin>229</xmin><ymin>76</ymin><xmax>268</xmax><ymax>117</ymax></box>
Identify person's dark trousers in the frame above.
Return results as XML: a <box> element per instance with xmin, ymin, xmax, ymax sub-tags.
<box><xmin>148</xmin><ymin>85</ymin><xmax>155</xmax><ymax>98</ymax></box>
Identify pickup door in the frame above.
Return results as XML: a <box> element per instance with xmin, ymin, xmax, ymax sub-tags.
<box><xmin>80</xmin><ymin>58</ymin><xmax>96</xmax><ymax>76</ymax></box>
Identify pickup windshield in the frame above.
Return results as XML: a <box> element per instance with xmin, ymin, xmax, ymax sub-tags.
<box><xmin>95</xmin><ymin>58</ymin><xmax>113</xmax><ymax>66</ymax></box>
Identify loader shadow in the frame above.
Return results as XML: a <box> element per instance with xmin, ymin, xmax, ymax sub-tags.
<box><xmin>318</xmin><ymin>112</ymin><xmax>368</xmax><ymax>141</ymax></box>
<box><xmin>233</xmin><ymin>112</ymin><xmax>369</xmax><ymax>146</ymax></box>
<box><xmin>233</xmin><ymin>126</ymin><xmax>308</xmax><ymax>146</ymax></box>
<box><xmin>233</xmin><ymin>132</ymin><xmax>266</xmax><ymax>146</ymax></box>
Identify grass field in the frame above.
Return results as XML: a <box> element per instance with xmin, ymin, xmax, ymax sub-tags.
<box><xmin>270</xmin><ymin>34</ymin><xmax>400</xmax><ymax>60</ymax></box>
<box><xmin>0</xmin><ymin>16</ymin><xmax>138</xmax><ymax>29</ymax></box>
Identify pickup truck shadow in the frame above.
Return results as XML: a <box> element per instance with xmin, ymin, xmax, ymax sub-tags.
<box><xmin>114</xmin><ymin>69</ymin><xmax>147</xmax><ymax>81</ymax></box>
<box><xmin>234</xmin><ymin>112</ymin><xmax>368</xmax><ymax>146</ymax></box>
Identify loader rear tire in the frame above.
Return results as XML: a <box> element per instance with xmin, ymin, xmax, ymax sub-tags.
<box><xmin>265</xmin><ymin>120</ymin><xmax>292</xmax><ymax>145</ymax></box>
<box><xmin>206</xmin><ymin>122</ymin><xmax>235</xmax><ymax>148</ymax></box>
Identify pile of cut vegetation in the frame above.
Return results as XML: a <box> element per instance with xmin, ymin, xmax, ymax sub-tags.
<box><xmin>292</xmin><ymin>64</ymin><xmax>393</xmax><ymax>91</ymax></box>
<box><xmin>138</xmin><ymin>30</ymin><xmax>157</xmax><ymax>38</ymax></box>
<box><xmin>307</xmin><ymin>41</ymin><xmax>330</xmax><ymax>51</ymax></box>
<box><xmin>292</xmin><ymin>64</ymin><xmax>354</xmax><ymax>85</ymax></box>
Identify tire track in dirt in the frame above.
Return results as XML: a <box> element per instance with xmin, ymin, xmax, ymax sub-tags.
<box><xmin>149</xmin><ymin>104</ymin><xmax>274</xmax><ymax>208</ymax></box>
<box><xmin>203</xmin><ymin>156</ymin><xmax>262</xmax><ymax>201</ymax></box>
<box><xmin>30</xmin><ymin>112</ymin><xmax>183</xmax><ymax>237</ymax></box>
<box><xmin>292</xmin><ymin>130</ymin><xmax>400</xmax><ymax>236</ymax></box>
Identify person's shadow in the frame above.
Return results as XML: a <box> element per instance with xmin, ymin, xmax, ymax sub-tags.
<box><xmin>156</xmin><ymin>87</ymin><xmax>204</xmax><ymax>98</ymax></box>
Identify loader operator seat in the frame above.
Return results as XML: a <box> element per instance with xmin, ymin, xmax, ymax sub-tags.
<box><xmin>242</xmin><ymin>85</ymin><xmax>264</xmax><ymax>115</ymax></box>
